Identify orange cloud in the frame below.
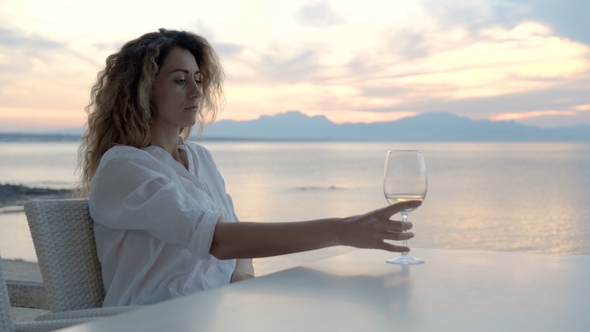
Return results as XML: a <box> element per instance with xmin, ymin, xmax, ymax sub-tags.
<box><xmin>318</xmin><ymin>111</ymin><xmax>417</xmax><ymax>124</ymax></box>
<box><xmin>490</xmin><ymin>110</ymin><xmax>575</xmax><ymax>122</ymax></box>
<box><xmin>572</xmin><ymin>104</ymin><xmax>590</xmax><ymax>111</ymax></box>
<box><xmin>0</xmin><ymin>107</ymin><xmax>86</xmax><ymax>131</ymax></box>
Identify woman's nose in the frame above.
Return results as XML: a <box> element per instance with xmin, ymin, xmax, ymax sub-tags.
<box><xmin>189</xmin><ymin>80</ymin><xmax>203</xmax><ymax>99</ymax></box>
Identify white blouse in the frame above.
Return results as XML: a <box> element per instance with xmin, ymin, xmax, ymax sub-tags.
<box><xmin>89</xmin><ymin>139</ymin><xmax>237</xmax><ymax>306</ymax></box>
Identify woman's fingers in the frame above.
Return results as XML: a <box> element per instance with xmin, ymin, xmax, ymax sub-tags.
<box><xmin>372</xmin><ymin>200</ymin><xmax>420</xmax><ymax>230</ymax></box>
<box><xmin>370</xmin><ymin>216</ymin><xmax>412</xmax><ymax>231</ymax></box>
<box><xmin>375</xmin><ymin>241</ymin><xmax>410</xmax><ymax>252</ymax></box>
<box><xmin>376</xmin><ymin>229</ymin><xmax>413</xmax><ymax>251</ymax></box>
<box><xmin>375</xmin><ymin>200</ymin><xmax>421</xmax><ymax>218</ymax></box>
<box><xmin>384</xmin><ymin>231</ymin><xmax>414</xmax><ymax>241</ymax></box>
<box><xmin>381</xmin><ymin>220</ymin><xmax>413</xmax><ymax>231</ymax></box>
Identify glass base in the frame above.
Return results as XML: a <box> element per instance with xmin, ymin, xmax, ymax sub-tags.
<box><xmin>386</xmin><ymin>253</ymin><xmax>425</xmax><ymax>265</ymax></box>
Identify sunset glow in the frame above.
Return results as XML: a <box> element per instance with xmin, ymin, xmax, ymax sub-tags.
<box><xmin>1</xmin><ymin>0</ymin><xmax>589</xmax><ymax>131</ymax></box>
<box><xmin>490</xmin><ymin>110</ymin><xmax>576</xmax><ymax>122</ymax></box>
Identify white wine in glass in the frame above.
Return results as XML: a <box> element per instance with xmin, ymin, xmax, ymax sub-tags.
<box><xmin>383</xmin><ymin>150</ymin><xmax>427</xmax><ymax>265</ymax></box>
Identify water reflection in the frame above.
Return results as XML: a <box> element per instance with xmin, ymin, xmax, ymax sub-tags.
<box><xmin>205</xmin><ymin>141</ymin><xmax>590</xmax><ymax>258</ymax></box>
<box><xmin>0</xmin><ymin>211</ymin><xmax>37</xmax><ymax>261</ymax></box>
<box><xmin>1</xmin><ymin>141</ymin><xmax>589</xmax><ymax>268</ymax></box>
<box><xmin>0</xmin><ymin>142</ymin><xmax>78</xmax><ymax>189</ymax></box>
<box><xmin>413</xmin><ymin>142</ymin><xmax>590</xmax><ymax>255</ymax></box>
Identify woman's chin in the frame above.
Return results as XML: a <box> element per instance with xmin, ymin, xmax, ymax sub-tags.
<box><xmin>182</xmin><ymin>115</ymin><xmax>198</xmax><ymax>128</ymax></box>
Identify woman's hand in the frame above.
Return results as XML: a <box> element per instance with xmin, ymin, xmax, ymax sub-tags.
<box><xmin>336</xmin><ymin>200</ymin><xmax>420</xmax><ymax>252</ymax></box>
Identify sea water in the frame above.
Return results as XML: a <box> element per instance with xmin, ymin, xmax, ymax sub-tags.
<box><xmin>1</xmin><ymin>141</ymin><xmax>589</xmax><ymax>275</ymax></box>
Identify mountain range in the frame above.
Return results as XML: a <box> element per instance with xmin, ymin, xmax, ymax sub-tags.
<box><xmin>201</xmin><ymin>111</ymin><xmax>590</xmax><ymax>141</ymax></box>
<box><xmin>1</xmin><ymin>111</ymin><xmax>588</xmax><ymax>141</ymax></box>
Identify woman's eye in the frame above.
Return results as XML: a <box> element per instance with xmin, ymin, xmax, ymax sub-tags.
<box><xmin>175</xmin><ymin>79</ymin><xmax>186</xmax><ymax>84</ymax></box>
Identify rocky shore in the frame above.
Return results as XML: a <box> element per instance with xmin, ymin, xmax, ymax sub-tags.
<box><xmin>0</xmin><ymin>184</ymin><xmax>73</xmax><ymax>208</ymax></box>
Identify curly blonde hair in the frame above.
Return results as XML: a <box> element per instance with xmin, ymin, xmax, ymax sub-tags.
<box><xmin>76</xmin><ymin>29</ymin><xmax>225</xmax><ymax>197</ymax></box>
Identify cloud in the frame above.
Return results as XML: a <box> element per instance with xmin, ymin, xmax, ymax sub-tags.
<box><xmin>522</xmin><ymin>0</ymin><xmax>590</xmax><ymax>45</ymax></box>
<box><xmin>228</xmin><ymin>45</ymin><xmax>325</xmax><ymax>84</ymax></box>
<box><xmin>0</xmin><ymin>24</ymin><xmax>98</xmax><ymax>112</ymax></box>
<box><xmin>0</xmin><ymin>106</ymin><xmax>86</xmax><ymax>131</ymax></box>
<box><xmin>258</xmin><ymin>49</ymin><xmax>321</xmax><ymax>82</ymax></box>
<box><xmin>490</xmin><ymin>110</ymin><xmax>575</xmax><ymax>122</ymax></box>
<box><xmin>428</xmin><ymin>0</ymin><xmax>590</xmax><ymax>46</ymax></box>
<box><xmin>314</xmin><ymin>110</ymin><xmax>417</xmax><ymax>124</ymax></box>
<box><xmin>490</xmin><ymin>0</ymin><xmax>535</xmax><ymax>26</ymax></box>
<box><xmin>0</xmin><ymin>27</ymin><xmax>65</xmax><ymax>50</ymax></box>
<box><xmin>373</xmin><ymin>73</ymin><xmax>590</xmax><ymax>125</ymax></box>
<box><xmin>186</xmin><ymin>20</ymin><xmax>245</xmax><ymax>57</ymax></box>
<box><xmin>0</xmin><ymin>25</ymin><xmax>97</xmax><ymax>70</ymax></box>
<box><xmin>92</xmin><ymin>42</ymin><xmax>125</xmax><ymax>53</ymax></box>
<box><xmin>191</xmin><ymin>20</ymin><xmax>217</xmax><ymax>40</ymax></box>
<box><xmin>573</xmin><ymin>104</ymin><xmax>590</xmax><ymax>111</ymax></box>
<box><xmin>386</xmin><ymin>30</ymin><xmax>432</xmax><ymax>60</ymax></box>
<box><xmin>296</xmin><ymin>1</ymin><xmax>346</xmax><ymax>28</ymax></box>
<box><xmin>422</xmin><ymin>0</ymin><xmax>590</xmax><ymax>46</ymax></box>
<box><xmin>213</xmin><ymin>42</ymin><xmax>244</xmax><ymax>56</ymax></box>
<box><xmin>0</xmin><ymin>27</ymin><xmax>68</xmax><ymax>74</ymax></box>
<box><xmin>340</xmin><ymin>21</ymin><xmax>590</xmax><ymax>120</ymax></box>
<box><xmin>421</xmin><ymin>0</ymin><xmax>498</xmax><ymax>29</ymax></box>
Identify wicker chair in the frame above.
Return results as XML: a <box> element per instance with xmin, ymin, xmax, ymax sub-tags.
<box><xmin>23</xmin><ymin>199</ymin><xmax>141</xmax><ymax>321</ymax></box>
<box><xmin>0</xmin><ymin>258</ymin><xmax>97</xmax><ymax>332</ymax></box>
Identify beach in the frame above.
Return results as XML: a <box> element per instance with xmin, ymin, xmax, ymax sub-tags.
<box><xmin>0</xmin><ymin>184</ymin><xmax>72</xmax><ymax>208</ymax></box>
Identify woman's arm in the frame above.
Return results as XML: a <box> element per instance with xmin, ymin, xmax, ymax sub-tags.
<box><xmin>210</xmin><ymin>200</ymin><xmax>420</xmax><ymax>260</ymax></box>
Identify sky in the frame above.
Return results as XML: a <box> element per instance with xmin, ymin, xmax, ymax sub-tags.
<box><xmin>1</xmin><ymin>0</ymin><xmax>589</xmax><ymax>132</ymax></box>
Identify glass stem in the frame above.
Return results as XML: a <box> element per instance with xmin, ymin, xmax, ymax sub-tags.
<box><xmin>401</xmin><ymin>212</ymin><xmax>409</xmax><ymax>256</ymax></box>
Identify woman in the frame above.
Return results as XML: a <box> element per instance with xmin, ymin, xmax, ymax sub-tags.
<box><xmin>78</xmin><ymin>29</ymin><xmax>419</xmax><ymax>307</ymax></box>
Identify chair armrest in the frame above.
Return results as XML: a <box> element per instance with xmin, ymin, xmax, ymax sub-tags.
<box><xmin>35</xmin><ymin>306</ymin><xmax>144</xmax><ymax>321</ymax></box>
<box><xmin>7</xmin><ymin>279</ymin><xmax>49</xmax><ymax>310</ymax></box>
<box><xmin>15</xmin><ymin>317</ymin><xmax>102</xmax><ymax>332</ymax></box>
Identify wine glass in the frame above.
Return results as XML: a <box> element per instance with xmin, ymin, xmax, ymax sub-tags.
<box><xmin>383</xmin><ymin>150</ymin><xmax>427</xmax><ymax>265</ymax></box>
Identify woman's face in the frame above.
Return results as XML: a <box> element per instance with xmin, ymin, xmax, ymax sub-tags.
<box><xmin>152</xmin><ymin>47</ymin><xmax>203</xmax><ymax>131</ymax></box>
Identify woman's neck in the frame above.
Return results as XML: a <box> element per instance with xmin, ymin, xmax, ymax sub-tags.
<box><xmin>150</xmin><ymin>126</ymin><xmax>188</xmax><ymax>169</ymax></box>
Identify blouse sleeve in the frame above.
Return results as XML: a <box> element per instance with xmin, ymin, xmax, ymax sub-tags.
<box><xmin>88</xmin><ymin>148</ymin><xmax>221</xmax><ymax>259</ymax></box>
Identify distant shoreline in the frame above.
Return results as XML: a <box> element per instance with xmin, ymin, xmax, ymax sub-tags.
<box><xmin>0</xmin><ymin>133</ymin><xmax>339</xmax><ymax>143</ymax></box>
<box><xmin>3</xmin><ymin>134</ymin><xmax>590</xmax><ymax>143</ymax></box>
<box><xmin>0</xmin><ymin>133</ymin><xmax>82</xmax><ymax>142</ymax></box>
<box><xmin>0</xmin><ymin>184</ymin><xmax>73</xmax><ymax>209</ymax></box>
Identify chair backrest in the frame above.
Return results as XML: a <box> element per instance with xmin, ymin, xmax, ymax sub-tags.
<box><xmin>0</xmin><ymin>259</ymin><xmax>16</xmax><ymax>332</ymax></box>
<box><xmin>24</xmin><ymin>199</ymin><xmax>105</xmax><ymax>312</ymax></box>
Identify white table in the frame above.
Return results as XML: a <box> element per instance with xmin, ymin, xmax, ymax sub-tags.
<box><xmin>60</xmin><ymin>248</ymin><xmax>590</xmax><ymax>332</ymax></box>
